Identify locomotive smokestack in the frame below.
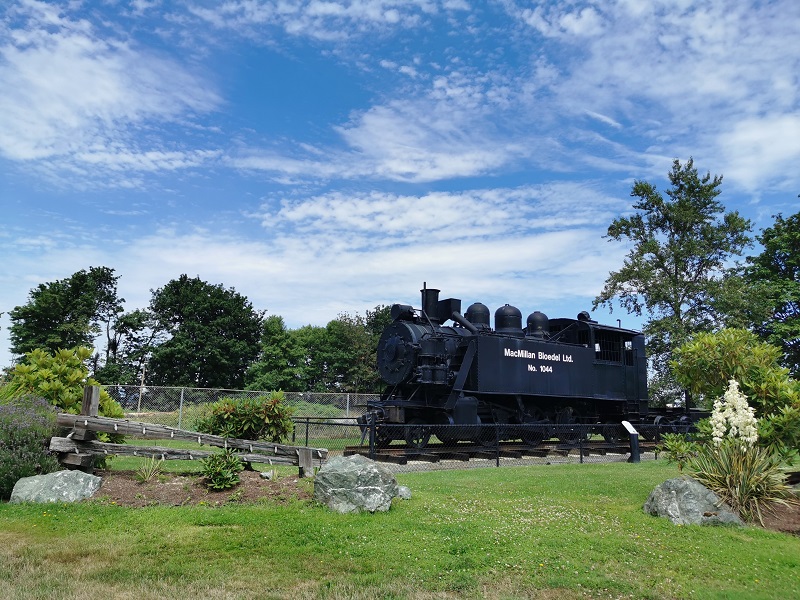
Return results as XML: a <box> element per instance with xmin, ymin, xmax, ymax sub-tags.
<box><xmin>421</xmin><ymin>286</ymin><xmax>441</xmax><ymax>323</ymax></box>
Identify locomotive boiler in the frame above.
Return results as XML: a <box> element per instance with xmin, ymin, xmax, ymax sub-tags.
<box><xmin>361</xmin><ymin>285</ymin><xmax>649</xmax><ymax>447</ymax></box>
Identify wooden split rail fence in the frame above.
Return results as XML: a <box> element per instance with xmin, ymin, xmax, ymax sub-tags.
<box><xmin>50</xmin><ymin>386</ymin><xmax>328</xmax><ymax>477</ymax></box>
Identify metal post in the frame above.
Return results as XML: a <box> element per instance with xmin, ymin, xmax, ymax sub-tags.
<box><xmin>178</xmin><ymin>387</ymin><xmax>185</xmax><ymax>430</ymax></box>
<box><xmin>346</xmin><ymin>393</ymin><xmax>350</xmax><ymax>418</ymax></box>
<box><xmin>305</xmin><ymin>418</ymin><xmax>310</xmax><ymax>447</ymax></box>
<box><xmin>368</xmin><ymin>413</ymin><xmax>376</xmax><ymax>460</ymax></box>
<box><xmin>495</xmin><ymin>423</ymin><xmax>500</xmax><ymax>467</ymax></box>
<box><xmin>623</xmin><ymin>421</ymin><xmax>640</xmax><ymax>463</ymax></box>
<box><xmin>579</xmin><ymin>426</ymin><xmax>584</xmax><ymax>464</ymax></box>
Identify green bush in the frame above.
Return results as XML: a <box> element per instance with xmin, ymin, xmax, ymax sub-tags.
<box><xmin>758</xmin><ymin>404</ymin><xmax>800</xmax><ymax>461</ymax></box>
<box><xmin>671</xmin><ymin>329</ymin><xmax>799</xmax><ymax>414</ymax></box>
<box><xmin>135</xmin><ymin>456</ymin><xmax>165</xmax><ymax>484</ymax></box>
<box><xmin>0</xmin><ymin>347</ymin><xmax>125</xmax><ymax>420</ymax></box>
<box><xmin>0</xmin><ymin>395</ymin><xmax>60</xmax><ymax>500</ymax></box>
<box><xmin>656</xmin><ymin>433</ymin><xmax>700</xmax><ymax>472</ymax></box>
<box><xmin>200</xmin><ymin>449</ymin><xmax>244</xmax><ymax>490</ymax></box>
<box><xmin>687</xmin><ymin>439</ymin><xmax>798</xmax><ymax>524</ymax></box>
<box><xmin>195</xmin><ymin>391</ymin><xmax>293</xmax><ymax>442</ymax></box>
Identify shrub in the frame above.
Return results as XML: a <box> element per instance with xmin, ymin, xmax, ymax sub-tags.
<box><xmin>0</xmin><ymin>347</ymin><xmax>125</xmax><ymax>420</ymax></box>
<box><xmin>687</xmin><ymin>440</ymin><xmax>798</xmax><ymax>524</ymax></box>
<box><xmin>686</xmin><ymin>380</ymin><xmax>798</xmax><ymax>524</ymax></box>
<box><xmin>758</xmin><ymin>404</ymin><xmax>800</xmax><ymax>462</ymax></box>
<box><xmin>201</xmin><ymin>449</ymin><xmax>244</xmax><ymax>490</ymax></box>
<box><xmin>195</xmin><ymin>391</ymin><xmax>294</xmax><ymax>442</ymax></box>
<box><xmin>0</xmin><ymin>395</ymin><xmax>60</xmax><ymax>500</ymax></box>
<box><xmin>671</xmin><ymin>329</ymin><xmax>799</xmax><ymax>414</ymax></box>
<box><xmin>657</xmin><ymin>433</ymin><xmax>700</xmax><ymax>472</ymax></box>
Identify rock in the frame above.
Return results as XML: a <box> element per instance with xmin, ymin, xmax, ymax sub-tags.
<box><xmin>643</xmin><ymin>477</ymin><xmax>744</xmax><ymax>526</ymax></box>
<box><xmin>397</xmin><ymin>485</ymin><xmax>412</xmax><ymax>500</ymax></box>
<box><xmin>313</xmin><ymin>454</ymin><xmax>403</xmax><ymax>513</ymax></box>
<box><xmin>10</xmin><ymin>470</ymin><xmax>103</xmax><ymax>504</ymax></box>
<box><xmin>260</xmin><ymin>470</ymin><xmax>275</xmax><ymax>480</ymax></box>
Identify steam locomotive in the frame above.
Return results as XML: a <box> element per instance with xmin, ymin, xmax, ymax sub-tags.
<box><xmin>360</xmin><ymin>285</ymin><xmax>650</xmax><ymax>447</ymax></box>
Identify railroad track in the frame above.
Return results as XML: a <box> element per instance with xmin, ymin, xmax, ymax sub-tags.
<box><xmin>344</xmin><ymin>439</ymin><xmax>656</xmax><ymax>465</ymax></box>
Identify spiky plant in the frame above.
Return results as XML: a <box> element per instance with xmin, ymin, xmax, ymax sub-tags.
<box><xmin>688</xmin><ymin>439</ymin><xmax>798</xmax><ymax>525</ymax></box>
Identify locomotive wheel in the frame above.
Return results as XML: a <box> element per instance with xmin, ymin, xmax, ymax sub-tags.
<box><xmin>405</xmin><ymin>419</ymin><xmax>431</xmax><ymax>449</ymax></box>
<box><xmin>601</xmin><ymin>424</ymin><xmax>625</xmax><ymax>444</ymax></box>
<box><xmin>555</xmin><ymin>421</ymin><xmax>589</xmax><ymax>445</ymax></box>
<box><xmin>375</xmin><ymin>427</ymin><xmax>394</xmax><ymax>448</ymax></box>
<box><xmin>521</xmin><ymin>409</ymin><xmax>550</xmax><ymax>447</ymax></box>
<box><xmin>474</xmin><ymin>417</ymin><xmax>498</xmax><ymax>447</ymax></box>
<box><xmin>554</xmin><ymin>408</ymin><xmax>588</xmax><ymax>445</ymax></box>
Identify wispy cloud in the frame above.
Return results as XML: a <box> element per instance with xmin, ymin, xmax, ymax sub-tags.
<box><xmin>185</xmin><ymin>0</ymin><xmax>467</xmax><ymax>41</ymax></box>
<box><xmin>0</xmin><ymin>0</ymin><xmax>221</xmax><ymax>184</ymax></box>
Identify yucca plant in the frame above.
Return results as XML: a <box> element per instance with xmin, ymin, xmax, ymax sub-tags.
<box><xmin>687</xmin><ymin>439</ymin><xmax>798</xmax><ymax>525</ymax></box>
<box><xmin>135</xmin><ymin>455</ymin><xmax>165</xmax><ymax>484</ymax></box>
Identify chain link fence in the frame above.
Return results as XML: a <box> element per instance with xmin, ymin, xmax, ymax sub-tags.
<box><xmin>105</xmin><ymin>384</ymin><xmax>373</xmax><ymax>429</ymax></box>
<box><xmin>104</xmin><ymin>385</ymin><xmax>689</xmax><ymax>473</ymax></box>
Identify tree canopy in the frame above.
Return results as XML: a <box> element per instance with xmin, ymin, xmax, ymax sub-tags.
<box><xmin>593</xmin><ymin>158</ymin><xmax>752</xmax><ymax>401</ymax></box>
<box><xmin>744</xmin><ymin>209</ymin><xmax>800</xmax><ymax>376</ymax></box>
<box><xmin>245</xmin><ymin>305</ymin><xmax>391</xmax><ymax>393</ymax></box>
<box><xmin>146</xmin><ymin>275</ymin><xmax>263</xmax><ymax>389</ymax></box>
<box><xmin>9</xmin><ymin>266</ymin><xmax>123</xmax><ymax>357</ymax></box>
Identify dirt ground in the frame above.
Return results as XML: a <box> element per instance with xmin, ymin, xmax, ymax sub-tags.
<box><xmin>93</xmin><ymin>469</ymin><xmax>314</xmax><ymax>508</ymax></box>
<box><xmin>91</xmin><ymin>468</ymin><xmax>800</xmax><ymax>536</ymax></box>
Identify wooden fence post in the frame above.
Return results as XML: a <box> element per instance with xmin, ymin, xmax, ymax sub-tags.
<box><xmin>297</xmin><ymin>448</ymin><xmax>314</xmax><ymax>478</ymax></box>
<box><xmin>59</xmin><ymin>386</ymin><xmax>101</xmax><ymax>472</ymax></box>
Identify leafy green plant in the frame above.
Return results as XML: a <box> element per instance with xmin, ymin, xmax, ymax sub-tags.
<box><xmin>135</xmin><ymin>456</ymin><xmax>165</xmax><ymax>484</ymax></box>
<box><xmin>671</xmin><ymin>329</ymin><xmax>799</xmax><ymax>414</ymax></box>
<box><xmin>195</xmin><ymin>391</ymin><xmax>293</xmax><ymax>442</ymax></box>
<box><xmin>0</xmin><ymin>395</ymin><xmax>60</xmax><ymax>500</ymax></box>
<box><xmin>687</xmin><ymin>439</ymin><xmax>798</xmax><ymax>524</ymax></box>
<box><xmin>758</xmin><ymin>404</ymin><xmax>800</xmax><ymax>462</ymax></box>
<box><xmin>200</xmin><ymin>449</ymin><xmax>244</xmax><ymax>490</ymax></box>
<box><xmin>656</xmin><ymin>433</ymin><xmax>700</xmax><ymax>472</ymax></box>
<box><xmin>0</xmin><ymin>347</ymin><xmax>125</xmax><ymax>420</ymax></box>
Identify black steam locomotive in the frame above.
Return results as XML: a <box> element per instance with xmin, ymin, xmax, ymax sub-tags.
<box><xmin>361</xmin><ymin>285</ymin><xmax>649</xmax><ymax>447</ymax></box>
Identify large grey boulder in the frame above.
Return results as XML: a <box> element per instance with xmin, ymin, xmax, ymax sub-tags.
<box><xmin>644</xmin><ymin>477</ymin><xmax>743</xmax><ymax>526</ymax></box>
<box><xmin>313</xmin><ymin>454</ymin><xmax>404</xmax><ymax>513</ymax></box>
<box><xmin>10</xmin><ymin>470</ymin><xmax>103</xmax><ymax>504</ymax></box>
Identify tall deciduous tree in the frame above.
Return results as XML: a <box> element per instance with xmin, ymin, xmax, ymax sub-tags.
<box><xmin>745</xmin><ymin>209</ymin><xmax>800</xmax><ymax>376</ymax></box>
<box><xmin>147</xmin><ymin>275</ymin><xmax>263</xmax><ymax>388</ymax></box>
<box><xmin>593</xmin><ymin>159</ymin><xmax>752</xmax><ymax>402</ymax></box>
<box><xmin>9</xmin><ymin>266</ymin><xmax>123</xmax><ymax>358</ymax></box>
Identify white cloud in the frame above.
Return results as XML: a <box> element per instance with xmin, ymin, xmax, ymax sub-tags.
<box><xmin>0</xmin><ymin>1</ymin><xmax>221</xmax><ymax>181</ymax></box>
<box><xmin>717</xmin><ymin>113</ymin><xmax>800</xmax><ymax>192</ymax></box>
<box><xmin>186</xmin><ymin>0</ymin><xmax>468</xmax><ymax>40</ymax></box>
<box><xmin>0</xmin><ymin>195</ymin><xmax>627</xmax><ymax>364</ymax></box>
<box><xmin>504</xmin><ymin>0</ymin><xmax>800</xmax><ymax>192</ymax></box>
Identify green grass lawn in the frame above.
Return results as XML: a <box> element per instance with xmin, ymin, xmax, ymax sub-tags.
<box><xmin>1</xmin><ymin>461</ymin><xmax>797</xmax><ymax>600</ymax></box>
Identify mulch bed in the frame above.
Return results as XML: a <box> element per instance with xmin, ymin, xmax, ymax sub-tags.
<box><xmin>92</xmin><ymin>469</ymin><xmax>313</xmax><ymax>508</ymax></box>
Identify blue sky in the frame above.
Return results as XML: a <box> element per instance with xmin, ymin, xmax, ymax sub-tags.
<box><xmin>1</xmin><ymin>0</ymin><xmax>799</xmax><ymax>371</ymax></box>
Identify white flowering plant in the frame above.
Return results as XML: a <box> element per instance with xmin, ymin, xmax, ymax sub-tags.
<box><xmin>688</xmin><ymin>379</ymin><xmax>798</xmax><ymax>524</ymax></box>
<box><xmin>709</xmin><ymin>380</ymin><xmax>758</xmax><ymax>450</ymax></box>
